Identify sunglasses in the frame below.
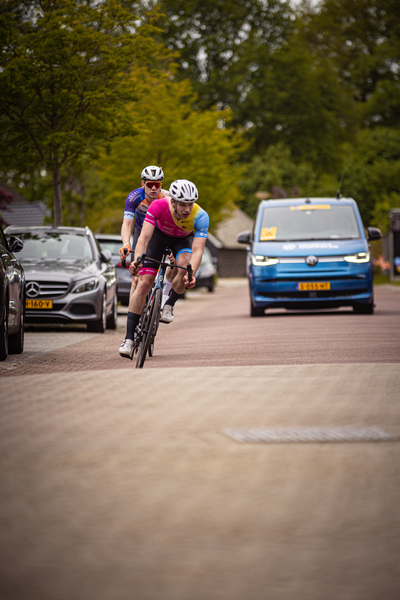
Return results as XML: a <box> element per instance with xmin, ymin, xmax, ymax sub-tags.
<box><xmin>144</xmin><ymin>181</ymin><xmax>162</xmax><ymax>189</ymax></box>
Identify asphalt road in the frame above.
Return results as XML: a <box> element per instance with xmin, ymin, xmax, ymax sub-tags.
<box><xmin>1</xmin><ymin>281</ymin><xmax>400</xmax><ymax>600</ymax></box>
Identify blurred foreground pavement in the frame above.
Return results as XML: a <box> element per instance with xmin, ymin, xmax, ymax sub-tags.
<box><xmin>1</xmin><ymin>363</ymin><xmax>399</xmax><ymax>600</ymax></box>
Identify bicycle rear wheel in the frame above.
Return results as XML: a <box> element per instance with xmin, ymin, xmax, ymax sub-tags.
<box><xmin>135</xmin><ymin>288</ymin><xmax>162</xmax><ymax>368</ymax></box>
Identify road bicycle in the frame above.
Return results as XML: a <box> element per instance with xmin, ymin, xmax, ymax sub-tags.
<box><xmin>123</xmin><ymin>248</ymin><xmax>192</xmax><ymax>368</ymax></box>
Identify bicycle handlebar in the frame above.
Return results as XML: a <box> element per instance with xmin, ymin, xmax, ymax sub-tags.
<box><xmin>122</xmin><ymin>247</ymin><xmax>192</xmax><ymax>283</ymax></box>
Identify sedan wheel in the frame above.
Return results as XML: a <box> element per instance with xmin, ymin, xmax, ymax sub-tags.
<box><xmin>87</xmin><ymin>291</ymin><xmax>107</xmax><ymax>333</ymax></box>
<box><xmin>107</xmin><ymin>296</ymin><xmax>118</xmax><ymax>330</ymax></box>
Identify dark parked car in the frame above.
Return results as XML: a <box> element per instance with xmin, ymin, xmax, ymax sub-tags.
<box><xmin>95</xmin><ymin>233</ymin><xmax>132</xmax><ymax>305</ymax></box>
<box><xmin>0</xmin><ymin>224</ymin><xmax>25</xmax><ymax>360</ymax></box>
<box><xmin>5</xmin><ymin>226</ymin><xmax>118</xmax><ymax>332</ymax></box>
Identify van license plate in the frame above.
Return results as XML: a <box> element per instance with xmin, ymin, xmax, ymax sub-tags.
<box><xmin>26</xmin><ymin>299</ymin><xmax>53</xmax><ymax>309</ymax></box>
<box><xmin>297</xmin><ymin>282</ymin><xmax>331</xmax><ymax>291</ymax></box>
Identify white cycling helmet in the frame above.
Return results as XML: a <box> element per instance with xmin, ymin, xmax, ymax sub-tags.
<box><xmin>169</xmin><ymin>179</ymin><xmax>198</xmax><ymax>203</ymax></box>
<box><xmin>141</xmin><ymin>165</ymin><xmax>164</xmax><ymax>181</ymax></box>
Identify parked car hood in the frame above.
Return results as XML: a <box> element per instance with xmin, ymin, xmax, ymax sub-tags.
<box><xmin>19</xmin><ymin>258</ymin><xmax>97</xmax><ymax>277</ymax></box>
<box><xmin>252</xmin><ymin>238</ymin><xmax>369</xmax><ymax>257</ymax></box>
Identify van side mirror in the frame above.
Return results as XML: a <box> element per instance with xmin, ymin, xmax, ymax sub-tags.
<box><xmin>367</xmin><ymin>227</ymin><xmax>382</xmax><ymax>242</ymax></box>
<box><xmin>237</xmin><ymin>231</ymin><xmax>251</xmax><ymax>244</ymax></box>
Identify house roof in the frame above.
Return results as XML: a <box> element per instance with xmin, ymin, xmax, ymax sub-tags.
<box><xmin>0</xmin><ymin>182</ymin><xmax>50</xmax><ymax>227</ymax></box>
<box><xmin>213</xmin><ymin>208</ymin><xmax>254</xmax><ymax>249</ymax></box>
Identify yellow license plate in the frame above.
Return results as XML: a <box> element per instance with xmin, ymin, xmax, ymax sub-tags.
<box><xmin>297</xmin><ymin>282</ymin><xmax>331</xmax><ymax>291</ymax></box>
<box><xmin>26</xmin><ymin>299</ymin><xmax>53</xmax><ymax>309</ymax></box>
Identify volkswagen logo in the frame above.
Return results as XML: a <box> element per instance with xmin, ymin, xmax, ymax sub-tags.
<box><xmin>27</xmin><ymin>282</ymin><xmax>40</xmax><ymax>298</ymax></box>
<box><xmin>305</xmin><ymin>255</ymin><xmax>318</xmax><ymax>267</ymax></box>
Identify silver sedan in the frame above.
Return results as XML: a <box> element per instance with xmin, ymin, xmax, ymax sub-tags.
<box><xmin>5</xmin><ymin>225</ymin><xmax>118</xmax><ymax>332</ymax></box>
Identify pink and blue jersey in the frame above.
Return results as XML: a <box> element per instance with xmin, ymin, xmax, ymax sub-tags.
<box><xmin>144</xmin><ymin>198</ymin><xmax>209</xmax><ymax>238</ymax></box>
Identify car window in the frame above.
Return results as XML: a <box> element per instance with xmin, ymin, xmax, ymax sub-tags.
<box><xmin>97</xmin><ymin>239</ymin><xmax>121</xmax><ymax>255</ymax></box>
<box><xmin>13</xmin><ymin>232</ymin><xmax>94</xmax><ymax>260</ymax></box>
<box><xmin>259</xmin><ymin>204</ymin><xmax>361</xmax><ymax>241</ymax></box>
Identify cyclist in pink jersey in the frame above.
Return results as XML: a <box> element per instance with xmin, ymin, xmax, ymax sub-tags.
<box><xmin>119</xmin><ymin>179</ymin><xmax>209</xmax><ymax>358</ymax></box>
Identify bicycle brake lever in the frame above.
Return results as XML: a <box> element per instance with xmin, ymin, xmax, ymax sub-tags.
<box><xmin>187</xmin><ymin>263</ymin><xmax>193</xmax><ymax>283</ymax></box>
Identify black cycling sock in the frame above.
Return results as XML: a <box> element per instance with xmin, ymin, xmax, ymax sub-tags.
<box><xmin>165</xmin><ymin>289</ymin><xmax>184</xmax><ymax>307</ymax></box>
<box><xmin>126</xmin><ymin>312</ymin><xmax>140</xmax><ymax>340</ymax></box>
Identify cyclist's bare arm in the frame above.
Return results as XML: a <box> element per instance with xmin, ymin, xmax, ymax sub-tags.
<box><xmin>131</xmin><ymin>221</ymin><xmax>155</xmax><ymax>273</ymax></box>
<box><xmin>119</xmin><ymin>217</ymin><xmax>133</xmax><ymax>259</ymax></box>
<box><xmin>184</xmin><ymin>236</ymin><xmax>206</xmax><ymax>288</ymax></box>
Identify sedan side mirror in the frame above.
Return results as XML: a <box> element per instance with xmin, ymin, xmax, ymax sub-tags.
<box><xmin>101</xmin><ymin>249</ymin><xmax>112</xmax><ymax>263</ymax></box>
<box><xmin>9</xmin><ymin>236</ymin><xmax>24</xmax><ymax>253</ymax></box>
<box><xmin>237</xmin><ymin>231</ymin><xmax>251</xmax><ymax>244</ymax></box>
<box><xmin>367</xmin><ymin>227</ymin><xmax>382</xmax><ymax>242</ymax></box>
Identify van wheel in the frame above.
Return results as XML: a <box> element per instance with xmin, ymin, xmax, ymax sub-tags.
<box><xmin>250</xmin><ymin>302</ymin><xmax>265</xmax><ymax>317</ymax></box>
<box><xmin>353</xmin><ymin>296</ymin><xmax>374</xmax><ymax>314</ymax></box>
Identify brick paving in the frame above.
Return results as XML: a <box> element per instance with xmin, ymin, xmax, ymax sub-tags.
<box><xmin>0</xmin><ymin>282</ymin><xmax>400</xmax><ymax>600</ymax></box>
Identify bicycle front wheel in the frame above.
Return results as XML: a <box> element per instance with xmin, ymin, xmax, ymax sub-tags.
<box><xmin>148</xmin><ymin>294</ymin><xmax>161</xmax><ymax>357</ymax></box>
<box><xmin>135</xmin><ymin>288</ymin><xmax>162</xmax><ymax>368</ymax></box>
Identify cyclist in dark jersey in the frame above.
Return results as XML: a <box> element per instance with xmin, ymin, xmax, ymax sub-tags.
<box><xmin>118</xmin><ymin>165</ymin><xmax>170</xmax><ymax>296</ymax></box>
<box><xmin>119</xmin><ymin>179</ymin><xmax>209</xmax><ymax>358</ymax></box>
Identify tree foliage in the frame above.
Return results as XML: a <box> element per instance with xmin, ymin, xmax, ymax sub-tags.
<box><xmin>0</xmin><ymin>0</ymin><xmax>163</xmax><ymax>225</ymax></box>
<box><xmin>237</xmin><ymin>143</ymin><xmax>338</xmax><ymax>218</ymax></box>
<box><xmin>84</xmin><ymin>70</ymin><xmax>247</xmax><ymax>233</ymax></box>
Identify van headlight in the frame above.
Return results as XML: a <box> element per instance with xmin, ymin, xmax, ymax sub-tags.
<box><xmin>72</xmin><ymin>278</ymin><xmax>98</xmax><ymax>293</ymax></box>
<box><xmin>343</xmin><ymin>251</ymin><xmax>370</xmax><ymax>264</ymax></box>
<box><xmin>251</xmin><ymin>255</ymin><xmax>279</xmax><ymax>266</ymax></box>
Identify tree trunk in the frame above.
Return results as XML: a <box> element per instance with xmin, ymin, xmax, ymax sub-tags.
<box><xmin>52</xmin><ymin>165</ymin><xmax>62</xmax><ymax>227</ymax></box>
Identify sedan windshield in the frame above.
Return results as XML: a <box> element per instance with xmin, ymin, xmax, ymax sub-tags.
<box><xmin>15</xmin><ymin>232</ymin><xmax>94</xmax><ymax>261</ymax></box>
<box><xmin>259</xmin><ymin>204</ymin><xmax>361</xmax><ymax>241</ymax></box>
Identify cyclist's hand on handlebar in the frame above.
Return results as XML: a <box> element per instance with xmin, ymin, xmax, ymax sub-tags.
<box><xmin>130</xmin><ymin>253</ymin><xmax>146</xmax><ymax>276</ymax></box>
<box><xmin>119</xmin><ymin>242</ymin><xmax>131</xmax><ymax>260</ymax></box>
<box><xmin>129</xmin><ymin>262</ymin><xmax>138</xmax><ymax>275</ymax></box>
<box><xmin>184</xmin><ymin>273</ymin><xmax>195</xmax><ymax>289</ymax></box>
<box><xmin>167</xmin><ymin>251</ymin><xmax>175</xmax><ymax>265</ymax></box>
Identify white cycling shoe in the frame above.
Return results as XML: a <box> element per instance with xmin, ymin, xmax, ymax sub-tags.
<box><xmin>160</xmin><ymin>304</ymin><xmax>174</xmax><ymax>324</ymax></box>
<box><xmin>119</xmin><ymin>338</ymin><xmax>134</xmax><ymax>358</ymax></box>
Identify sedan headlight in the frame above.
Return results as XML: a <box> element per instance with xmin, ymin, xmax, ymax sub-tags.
<box><xmin>72</xmin><ymin>278</ymin><xmax>99</xmax><ymax>293</ymax></box>
<box><xmin>343</xmin><ymin>251</ymin><xmax>370</xmax><ymax>264</ymax></box>
<box><xmin>251</xmin><ymin>255</ymin><xmax>279</xmax><ymax>266</ymax></box>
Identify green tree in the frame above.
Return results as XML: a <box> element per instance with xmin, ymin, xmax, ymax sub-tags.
<box><xmin>300</xmin><ymin>0</ymin><xmax>400</xmax><ymax>128</ymax></box>
<box><xmin>339</xmin><ymin>127</ymin><xmax>400</xmax><ymax>228</ymax></box>
<box><xmin>85</xmin><ymin>70</ymin><xmax>247</xmax><ymax>233</ymax></box>
<box><xmin>238</xmin><ymin>142</ymin><xmax>338</xmax><ymax>218</ymax></box>
<box><xmin>0</xmin><ymin>0</ymin><xmax>163</xmax><ymax>226</ymax></box>
<box><xmin>156</xmin><ymin>0</ymin><xmax>295</xmax><ymax>111</ymax></box>
<box><xmin>156</xmin><ymin>0</ymin><xmax>352</xmax><ymax>171</ymax></box>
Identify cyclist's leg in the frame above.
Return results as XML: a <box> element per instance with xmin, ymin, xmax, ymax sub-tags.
<box><xmin>129</xmin><ymin>227</ymin><xmax>141</xmax><ymax>298</ymax></box>
<box><xmin>161</xmin><ymin>235</ymin><xmax>193</xmax><ymax>323</ymax></box>
<box><xmin>122</xmin><ymin>231</ymin><xmax>165</xmax><ymax>341</ymax></box>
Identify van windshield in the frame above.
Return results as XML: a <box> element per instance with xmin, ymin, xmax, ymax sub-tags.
<box><xmin>259</xmin><ymin>204</ymin><xmax>361</xmax><ymax>241</ymax></box>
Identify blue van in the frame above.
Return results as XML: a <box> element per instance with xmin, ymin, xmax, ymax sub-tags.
<box><xmin>237</xmin><ymin>197</ymin><xmax>382</xmax><ymax>316</ymax></box>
